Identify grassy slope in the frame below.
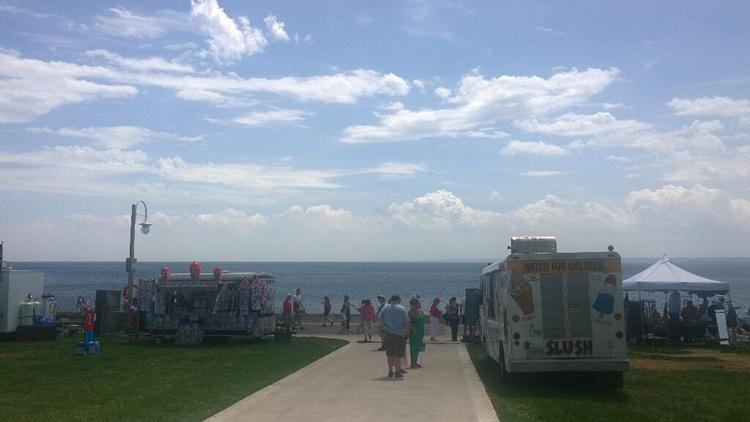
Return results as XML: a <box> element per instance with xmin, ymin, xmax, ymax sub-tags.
<box><xmin>0</xmin><ymin>336</ymin><xmax>346</xmax><ymax>421</ymax></box>
<box><xmin>467</xmin><ymin>343</ymin><xmax>750</xmax><ymax>422</ymax></box>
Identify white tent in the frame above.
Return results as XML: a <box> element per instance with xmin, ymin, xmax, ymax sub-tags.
<box><xmin>623</xmin><ymin>255</ymin><xmax>730</xmax><ymax>295</ymax></box>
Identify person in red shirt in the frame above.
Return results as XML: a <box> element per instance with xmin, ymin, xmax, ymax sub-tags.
<box><xmin>360</xmin><ymin>299</ymin><xmax>376</xmax><ymax>342</ymax></box>
<box><xmin>429</xmin><ymin>298</ymin><xmax>441</xmax><ymax>341</ymax></box>
<box><xmin>282</xmin><ymin>294</ymin><xmax>293</xmax><ymax>326</ymax></box>
<box><xmin>83</xmin><ymin>301</ymin><xmax>96</xmax><ymax>344</ymax></box>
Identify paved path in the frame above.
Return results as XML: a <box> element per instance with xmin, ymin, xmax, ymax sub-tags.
<box><xmin>206</xmin><ymin>335</ymin><xmax>499</xmax><ymax>422</ymax></box>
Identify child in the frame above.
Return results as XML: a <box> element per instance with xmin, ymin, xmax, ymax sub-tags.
<box><xmin>360</xmin><ymin>299</ymin><xmax>375</xmax><ymax>342</ymax></box>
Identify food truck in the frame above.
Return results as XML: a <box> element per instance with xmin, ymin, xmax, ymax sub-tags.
<box><xmin>137</xmin><ymin>264</ymin><xmax>275</xmax><ymax>344</ymax></box>
<box><xmin>480</xmin><ymin>236</ymin><xmax>629</xmax><ymax>387</ymax></box>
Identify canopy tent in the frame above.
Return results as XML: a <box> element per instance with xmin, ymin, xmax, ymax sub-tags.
<box><xmin>623</xmin><ymin>255</ymin><xmax>730</xmax><ymax>295</ymax></box>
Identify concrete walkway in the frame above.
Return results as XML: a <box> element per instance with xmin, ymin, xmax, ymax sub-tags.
<box><xmin>206</xmin><ymin>335</ymin><xmax>499</xmax><ymax>422</ymax></box>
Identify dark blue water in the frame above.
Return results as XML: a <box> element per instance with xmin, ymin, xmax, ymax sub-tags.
<box><xmin>10</xmin><ymin>258</ymin><xmax>750</xmax><ymax>313</ymax></box>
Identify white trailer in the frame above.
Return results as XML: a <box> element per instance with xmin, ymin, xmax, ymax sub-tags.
<box><xmin>0</xmin><ymin>269</ymin><xmax>44</xmax><ymax>333</ymax></box>
<box><xmin>480</xmin><ymin>237</ymin><xmax>629</xmax><ymax>387</ymax></box>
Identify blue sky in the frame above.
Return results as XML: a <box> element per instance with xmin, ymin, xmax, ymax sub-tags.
<box><xmin>1</xmin><ymin>0</ymin><xmax>749</xmax><ymax>260</ymax></box>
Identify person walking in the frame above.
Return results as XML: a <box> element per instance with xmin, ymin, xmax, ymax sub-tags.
<box><xmin>293</xmin><ymin>288</ymin><xmax>305</xmax><ymax>330</ymax></box>
<box><xmin>340</xmin><ymin>295</ymin><xmax>352</xmax><ymax>334</ymax></box>
<box><xmin>375</xmin><ymin>295</ymin><xmax>387</xmax><ymax>350</ymax></box>
<box><xmin>446</xmin><ymin>297</ymin><xmax>460</xmax><ymax>342</ymax></box>
<box><xmin>322</xmin><ymin>296</ymin><xmax>333</xmax><ymax>327</ymax></box>
<box><xmin>377</xmin><ymin>295</ymin><xmax>410</xmax><ymax>378</ymax></box>
<box><xmin>429</xmin><ymin>297</ymin><xmax>441</xmax><ymax>341</ymax></box>
<box><xmin>360</xmin><ymin>299</ymin><xmax>376</xmax><ymax>342</ymax></box>
<box><xmin>408</xmin><ymin>297</ymin><xmax>425</xmax><ymax>369</ymax></box>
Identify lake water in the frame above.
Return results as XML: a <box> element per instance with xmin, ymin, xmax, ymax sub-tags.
<box><xmin>10</xmin><ymin>258</ymin><xmax>750</xmax><ymax>313</ymax></box>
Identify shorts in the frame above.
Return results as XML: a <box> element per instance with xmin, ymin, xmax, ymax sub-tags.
<box><xmin>384</xmin><ymin>332</ymin><xmax>406</xmax><ymax>358</ymax></box>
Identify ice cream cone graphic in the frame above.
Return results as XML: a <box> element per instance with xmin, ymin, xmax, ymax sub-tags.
<box><xmin>510</xmin><ymin>273</ymin><xmax>534</xmax><ymax>315</ymax></box>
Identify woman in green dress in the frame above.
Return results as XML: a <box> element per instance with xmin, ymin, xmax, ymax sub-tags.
<box><xmin>408</xmin><ymin>297</ymin><xmax>425</xmax><ymax>369</ymax></box>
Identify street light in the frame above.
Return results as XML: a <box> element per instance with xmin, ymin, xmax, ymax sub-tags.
<box><xmin>126</xmin><ymin>200</ymin><xmax>151</xmax><ymax>334</ymax></box>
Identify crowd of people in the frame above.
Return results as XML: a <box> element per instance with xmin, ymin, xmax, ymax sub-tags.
<box><xmin>280</xmin><ymin>289</ymin><xmax>466</xmax><ymax>378</ymax></box>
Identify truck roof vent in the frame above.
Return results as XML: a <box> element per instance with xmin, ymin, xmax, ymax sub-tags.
<box><xmin>509</xmin><ymin>236</ymin><xmax>557</xmax><ymax>254</ymax></box>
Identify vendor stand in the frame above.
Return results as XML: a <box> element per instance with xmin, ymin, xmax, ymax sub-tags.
<box><xmin>623</xmin><ymin>255</ymin><xmax>731</xmax><ymax>345</ymax></box>
<box><xmin>137</xmin><ymin>265</ymin><xmax>276</xmax><ymax>345</ymax></box>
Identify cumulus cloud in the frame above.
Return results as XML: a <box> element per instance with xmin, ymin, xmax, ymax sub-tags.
<box><xmin>263</xmin><ymin>14</ymin><xmax>289</xmax><ymax>42</ymax></box>
<box><xmin>190</xmin><ymin>0</ymin><xmax>267</xmax><ymax>63</ymax></box>
<box><xmin>500</xmin><ymin>140</ymin><xmax>568</xmax><ymax>156</ymax></box>
<box><xmin>3</xmin><ymin>187</ymin><xmax>749</xmax><ymax>260</ymax></box>
<box><xmin>516</xmin><ymin>112</ymin><xmax>648</xmax><ymax>137</ymax></box>
<box><xmin>668</xmin><ymin>96</ymin><xmax>750</xmax><ymax>124</ymax></box>
<box><xmin>434</xmin><ymin>86</ymin><xmax>451</xmax><ymax>99</ymax></box>
<box><xmin>341</xmin><ymin>67</ymin><xmax>619</xmax><ymax>143</ymax></box>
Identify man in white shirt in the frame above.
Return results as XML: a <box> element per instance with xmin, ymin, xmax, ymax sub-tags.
<box><xmin>377</xmin><ymin>295</ymin><xmax>410</xmax><ymax>378</ymax></box>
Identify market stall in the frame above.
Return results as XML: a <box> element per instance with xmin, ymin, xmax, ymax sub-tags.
<box><xmin>137</xmin><ymin>265</ymin><xmax>276</xmax><ymax>344</ymax></box>
<box><xmin>623</xmin><ymin>255</ymin><xmax>732</xmax><ymax>345</ymax></box>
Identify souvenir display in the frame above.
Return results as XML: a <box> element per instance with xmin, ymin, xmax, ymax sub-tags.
<box><xmin>136</xmin><ymin>266</ymin><xmax>276</xmax><ymax>344</ymax></box>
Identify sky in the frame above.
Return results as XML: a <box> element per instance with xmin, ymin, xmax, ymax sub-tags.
<box><xmin>0</xmin><ymin>0</ymin><xmax>749</xmax><ymax>261</ymax></box>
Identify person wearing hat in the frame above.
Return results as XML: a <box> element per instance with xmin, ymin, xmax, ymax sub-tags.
<box><xmin>429</xmin><ymin>297</ymin><xmax>441</xmax><ymax>341</ymax></box>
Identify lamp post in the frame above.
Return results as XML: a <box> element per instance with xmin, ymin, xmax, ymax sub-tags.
<box><xmin>126</xmin><ymin>200</ymin><xmax>151</xmax><ymax>334</ymax></box>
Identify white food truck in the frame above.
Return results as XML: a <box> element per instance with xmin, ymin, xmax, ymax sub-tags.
<box><xmin>480</xmin><ymin>236</ymin><xmax>629</xmax><ymax>387</ymax></box>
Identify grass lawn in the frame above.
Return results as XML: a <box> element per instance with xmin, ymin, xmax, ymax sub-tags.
<box><xmin>468</xmin><ymin>343</ymin><xmax>750</xmax><ymax>422</ymax></box>
<box><xmin>0</xmin><ymin>335</ymin><xmax>346</xmax><ymax>421</ymax></box>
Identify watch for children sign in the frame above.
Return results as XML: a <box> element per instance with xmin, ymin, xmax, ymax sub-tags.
<box><xmin>521</xmin><ymin>261</ymin><xmax>605</xmax><ymax>273</ymax></box>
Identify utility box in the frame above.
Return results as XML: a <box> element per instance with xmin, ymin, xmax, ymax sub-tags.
<box><xmin>0</xmin><ymin>270</ymin><xmax>44</xmax><ymax>333</ymax></box>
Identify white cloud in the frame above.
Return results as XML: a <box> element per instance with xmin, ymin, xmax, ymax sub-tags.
<box><xmin>0</xmin><ymin>51</ymin><xmax>409</xmax><ymax>123</ymax></box>
<box><xmin>500</xmin><ymin>140</ymin><xmax>568</xmax><ymax>156</ymax></box>
<box><xmin>231</xmin><ymin>108</ymin><xmax>310</xmax><ymax>127</ymax></box>
<box><xmin>28</xmin><ymin>126</ymin><xmax>201</xmax><ymax>149</ymax></box>
<box><xmin>434</xmin><ymin>86</ymin><xmax>451</xmax><ymax>99</ymax></box>
<box><xmin>516</xmin><ymin>112</ymin><xmax>647</xmax><ymax>137</ymax></box>
<box><xmin>342</xmin><ymin>67</ymin><xmax>619</xmax><ymax>143</ymax></box>
<box><xmin>190</xmin><ymin>0</ymin><xmax>268</xmax><ymax>63</ymax></box>
<box><xmin>605</xmin><ymin>155</ymin><xmax>631</xmax><ymax>162</ymax></box>
<box><xmin>520</xmin><ymin>170</ymin><xmax>566</xmax><ymax>177</ymax></box>
<box><xmin>0</xmin><ymin>145</ymin><xmax>148</xmax><ymax>173</ymax></box>
<box><xmin>264</xmin><ymin>14</ymin><xmax>289</xmax><ymax>42</ymax></box>
<box><xmin>94</xmin><ymin>7</ymin><xmax>186</xmax><ymax>39</ymax></box>
<box><xmin>0</xmin><ymin>51</ymin><xmax>136</xmax><ymax>123</ymax></box>
<box><xmin>4</xmin><ymin>187</ymin><xmax>749</xmax><ymax>260</ymax></box>
<box><xmin>155</xmin><ymin>156</ymin><xmax>343</xmax><ymax>191</ymax></box>
<box><xmin>668</xmin><ymin>96</ymin><xmax>750</xmax><ymax>124</ymax></box>
<box><xmin>84</xmin><ymin>49</ymin><xmax>193</xmax><ymax>73</ymax></box>
<box><xmin>365</xmin><ymin>161</ymin><xmax>428</xmax><ymax>180</ymax></box>
<box><xmin>194</xmin><ymin>208</ymin><xmax>266</xmax><ymax>226</ymax></box>
<box><xmin>626</xmin><ymin>184</ymin><xmax>750</xmax><ymax>230</ymax></box>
